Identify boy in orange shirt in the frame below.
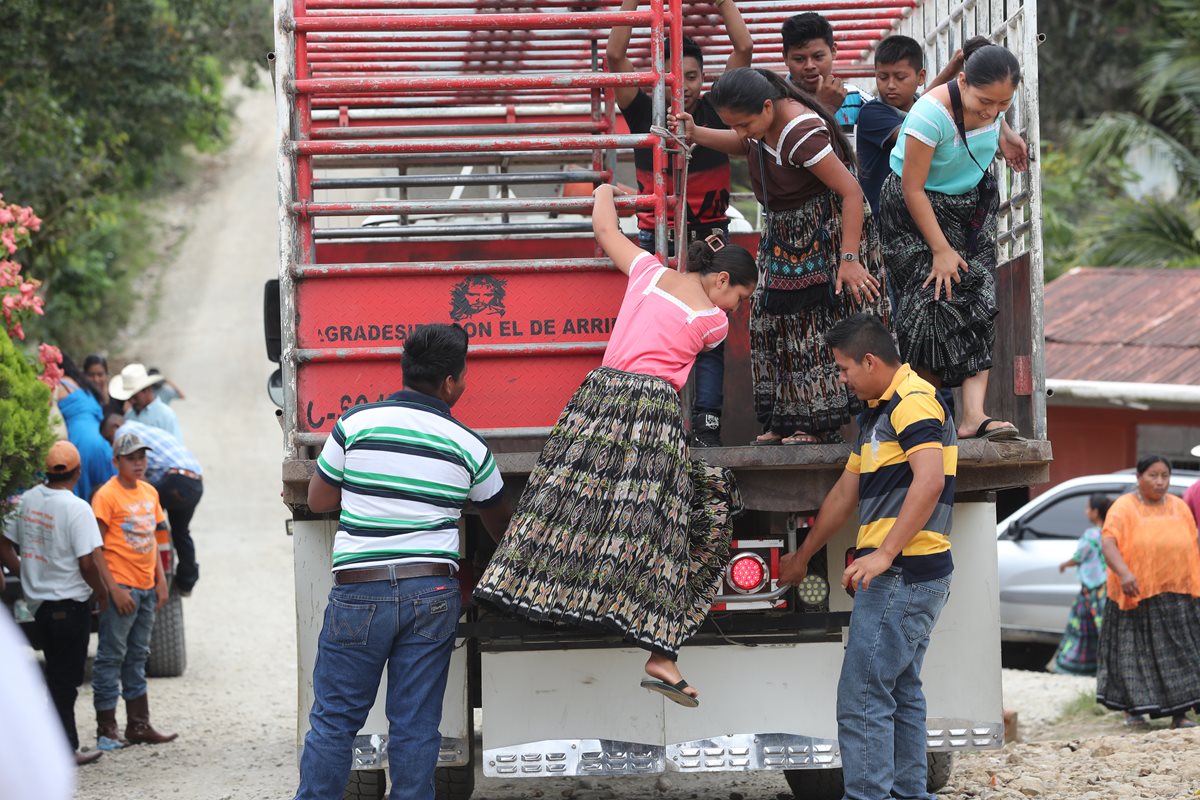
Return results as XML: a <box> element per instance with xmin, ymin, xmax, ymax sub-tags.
<box><xmin>91</xmin><ymin>432</ymin><xmax>178</xmax><ymax>750</ymax></box>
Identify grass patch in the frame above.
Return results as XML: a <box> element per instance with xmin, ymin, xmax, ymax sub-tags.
<box><xmin>1057</xmin><ymin>688</ymin><xmax>1109</xmax><ymax>722</ymax></box>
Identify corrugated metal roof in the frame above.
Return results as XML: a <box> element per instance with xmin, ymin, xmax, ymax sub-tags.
<box><xmin>1045</xmin><ymin>267</ymin><xmax>1200</xmax><ymax>383</ymax></box>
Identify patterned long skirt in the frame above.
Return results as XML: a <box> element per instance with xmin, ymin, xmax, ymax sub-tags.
<box><xmin>1096</xmin><ymin>594</ymin><xmax>1200</xmax><ymax>717</ymax></box>
<box><xmin>1054</xmin><ymin>585</ymin><xmax>1105</xmax><ymax>675</ymax></box>
<box><xmin>752</xmin><ymin>191</ymin><xmax>891</xmax><ymax>436</ymax></box>
<box><xmin>877</xmin><ymin>171</ymin><xmax>999</xmax><ymax>388</ymax></box>
<box><xmin>473</xmin><ymin>367</ymin><xmax>741</xmax><ymax>659</ymax></box>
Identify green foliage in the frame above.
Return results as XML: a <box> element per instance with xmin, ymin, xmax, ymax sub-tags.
<box><xmin>1042</xmin><ymin>0</ymin><xmax>1200</xmax><ymax>275</ymax></box>
<box><xmin>0</xmin><ymin>331</ymin><xmax>56</xmax><ymax>517</ymax></box>
<box><xmin>0</xmin><ymin>0</ymin><xmax>271</xmax><ymax>351</ymax></box>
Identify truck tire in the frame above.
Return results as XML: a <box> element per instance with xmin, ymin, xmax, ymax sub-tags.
<box><xmin>927</xmin><ymin>752</ymin><xmax>954</xmax><ymax>791</ymax></box>
<box><xmin>784</xmin><ymin>753</ymin><xmax>954</xmax><ymax>799</ymax></box>
<box><xmin>343</xmin><ymin>769</ymin><xmax>385</xmax><ymax>800</ymax></box>
<box><xmin>146</xmin><ymin>589</ymin><xmax>186</xmax><ymax>678</ymax></box>
<box><xmin>1001</xmin><ymin>641</ymin><xmax>1055</xmax><ymax>671</ymax></box>
<box><xmin>434</xmin><ymin>763</ymin><xmax>474</xmax><ymax>800</ymax></box>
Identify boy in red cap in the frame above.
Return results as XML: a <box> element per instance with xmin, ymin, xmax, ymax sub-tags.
<box><xmin>90</xmin><ymin>431</ymin><xmax>177</xmax><ymax>750</ymax></box>
<box><xmin>0</xmin><ymin>441</ymin><xmax>107</xmax><ymax>765</ymax></box>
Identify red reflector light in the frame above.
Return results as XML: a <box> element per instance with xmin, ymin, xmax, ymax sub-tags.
<box><xmin>728</xmin><ymin>553</ymin><xmax>767</xmax><ymax>594</ymax></box>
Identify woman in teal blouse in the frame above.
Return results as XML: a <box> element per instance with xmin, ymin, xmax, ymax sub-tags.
<box><xmin>878</xmin><ymin>37</ymin><xmax>1028</xmax><ymax>441</ymax></box>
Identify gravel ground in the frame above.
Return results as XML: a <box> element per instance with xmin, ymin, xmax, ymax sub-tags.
<box><xmin>60</xmin><ymin>80</ymin><xmax>1197</xmax><ymax>800</ymax></box>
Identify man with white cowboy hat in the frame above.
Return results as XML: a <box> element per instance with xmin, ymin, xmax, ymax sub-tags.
<box><xmin>109</xmin><ymin>363</ymin><xmax>183</xmax><ymax>443</ymax></box>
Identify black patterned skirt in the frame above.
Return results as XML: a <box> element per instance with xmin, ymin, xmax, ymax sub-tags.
<box><xmin>472</xmin><ymin>367</ymin><xmax>741</xmax><ymax>659</ymax></box>
<box><xmin>751</xmin><ymin>191</ymin><xmax>892</xmax><ymax>436</ymax></box>
<box><xmin>1096</xmin><ymin>594</ymin><xmax>1200</xmax><ymax>717</ymax></box>
<box><xmin>877</xmin><ymin>171</ymin><xmax>999</xmax><ymax>388</ymax></box>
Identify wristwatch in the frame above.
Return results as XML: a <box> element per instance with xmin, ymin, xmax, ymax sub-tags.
<box><xmin>841</xmin><ymin>252</ymin><xmax>859</xmax><ymax>262</ymax></box>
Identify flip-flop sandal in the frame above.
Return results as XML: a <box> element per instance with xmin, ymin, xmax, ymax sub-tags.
<box><xmin>780</xmin><ymin>432</ymin><xmax>819</xmax><ymax>445</ymax></box>
<box><xmin>971</xmin><ymin>418</ymin><xmax>1021</xmax><ymax>441</ymax></box>
<box><xmin>1123</xmin><ymin>715</ymin><xmax>1150</xmax><ymax>729</ymax></box>
<box><xmin>640</xmin><ymin>678</ymin><xmax>700</xmax><ymax>708</ymax></box>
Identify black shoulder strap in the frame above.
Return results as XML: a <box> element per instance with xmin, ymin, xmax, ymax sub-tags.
<box><xmin>755</xmin><ymin>143</ymin><xmax>770</xmax><ymax>215</ymax></box>
<box><xmin>946</xmin><ymin>81</ymin><xmax>989</xmax><ymax>177</ymax></box>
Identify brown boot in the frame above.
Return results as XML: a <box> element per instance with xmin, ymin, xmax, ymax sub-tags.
<box><xmin>124</xmin><ymin>694</ymin><xmax>178</xmax><ymax>745</ymax></box>
<box><xmin>75</xmin><ymin>750</ymin><xmax>103</xmax><ymax>766</ymax></box>
<box><xmin>96</xmin><ymin>708</ymin><xmax>125</xmax><ymax>749</ymax></box>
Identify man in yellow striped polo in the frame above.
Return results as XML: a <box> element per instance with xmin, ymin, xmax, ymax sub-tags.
<box><xmin>779</xmin><ymin>311</ymin><xmax>957</xmax><ymax>800</ymax></box>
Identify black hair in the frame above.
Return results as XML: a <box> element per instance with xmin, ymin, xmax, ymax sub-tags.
<box><xmin>46</xmin><ymin>466</ymin><xmax>80</xmax><ymax>486</ymax></box>
<box><xmin>686</xmin><ymin>237</ymin><xmax>757</xmax><ymax>287</ymax></box>
<box><xmin>61</xmin><ymin>352</ymin><xmax>103</xmax><ymax>403</ymax></box>
<box><xmin>960</xmin><ymin>36</ymin><xmax>1021</xmax><ymax>88</ymax></box>
<box><xmin>102</xmin><ymin>413</ymin><xmax>125</xmax><ymax>441</ymax></box>
<box><xmin>874</xmin><ymin>35</ymin><xmax>924</xmax><ymax>73</ymax></box>
<box><xmin>709</xmin><ymin>68</ymin><xmax>856</xmax><ymax>169</ymax></box>
<box><xmin>823</xmin><ymin>313</ymin><xmax>901</xmax><ymax>365</ymax></box>
<box><xmin>1135</xmin><ymin>454</ymin><xmax>1171</xmax><ymax>476</ymax></box>
<box><xmin>781</xmin><ymin>12</ymin><xmax>834</xmax><ymax>53</ymax></box>
<box><xmin>82</xmin><ymin>354</ymin><xmax>109</xmax><ymax>373</ymax></box>
<box><xmin>1088</xmin><ymin>493</ymin><xmax>1113</xmax><ymax>524</ymax></box>
<box><xmin>665</xmin><ymin>35</ymin><xmax>704</xmax><ymax>70</ymax></box>
<box><xmin>402</xmin><ymin>324</ymin><xmax>469</xmax><ymax>393</ymax></box>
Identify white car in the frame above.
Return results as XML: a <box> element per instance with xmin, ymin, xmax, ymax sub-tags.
<box><xmin>996</xmin><ymin>470</ymin><xmax>1198</xmax><ymax>667</ymax></box>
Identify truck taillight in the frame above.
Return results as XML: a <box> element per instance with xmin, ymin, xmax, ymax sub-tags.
<box><xmin>727</xmin><ymin>553</ymin><xmax>767</xmax><ymax>594</ymax></box>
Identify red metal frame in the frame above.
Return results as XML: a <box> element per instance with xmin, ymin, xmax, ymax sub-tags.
<box><xmin>280</xmin><ymin>0</ymin><xmax>903</xmax><ymax>442</ymax></box>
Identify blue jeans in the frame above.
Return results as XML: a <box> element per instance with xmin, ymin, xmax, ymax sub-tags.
<box><xmin>837</xmin><ymin>569</ymin><xmax>951</xmax><ymax>800</ymax></box>
<box><xmin>92</xmin><ymin>586</ymin><xmax>157</xmax><ymax>710</ymax></box>
<box><xmin>636</xmin><ymin>224</ymin><xmax>728</xmax><ymax>418</ymax></box>
<box><xmin>296</xmin><ymin>575</ymin><xmax>462</xmax><ymax>800</ymax></box>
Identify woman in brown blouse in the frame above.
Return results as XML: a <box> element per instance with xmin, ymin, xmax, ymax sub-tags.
<box><xmin>677</xmin><ymin>68</ymin><xmax>891</xmax><ymax>443</ymax></box>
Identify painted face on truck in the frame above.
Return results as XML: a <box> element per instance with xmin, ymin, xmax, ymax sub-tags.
<box><xmin>784</xmin><ymin>39</ymin><xmax>836</xmax><ymax>94</ymax></box>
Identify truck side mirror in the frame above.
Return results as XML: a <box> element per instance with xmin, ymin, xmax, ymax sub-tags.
<box><xmin>267</xmin><ymin>368</ymin><xmax>284</xmax><ymax>409</ymax></box>
<box><xmin>264</xmin><ymin>279</ymin><xmax>282</xmax><ymax>363</ymax></box>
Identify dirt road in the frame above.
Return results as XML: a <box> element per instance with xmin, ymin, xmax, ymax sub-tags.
<box><xmin>71</xmin><ymin>81</ymin><xmax>1200</xmax><ymax>800</ymax></box>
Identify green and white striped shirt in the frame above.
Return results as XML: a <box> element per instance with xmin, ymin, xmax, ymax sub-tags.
<box><xmin>316</xmin><ymin>390</ymin><xmax>504</xmax><ymax>572</ymax></box>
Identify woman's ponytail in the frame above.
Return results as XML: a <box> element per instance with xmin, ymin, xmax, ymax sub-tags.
<box><xmin>686</xmin><ymin>236</ymin><xmax>757</xmax><ymax>287</ymax></box>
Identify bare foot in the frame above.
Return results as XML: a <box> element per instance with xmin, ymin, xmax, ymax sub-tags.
<box><xmin>644</xmin><ymin>653</ymin><xmax>699</xmax><ymax>699</ymax></box>
<box><xmin>754</xmin><ymin>431</ymin><xmax>789</xmax><ymax>444</ymax></box>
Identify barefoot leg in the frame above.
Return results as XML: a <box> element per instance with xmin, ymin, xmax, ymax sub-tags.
<box><xmin>957</xmin><ymin>371</ymin><xmax>1013</xmax><ymax>437</ymax></box>
<box><xmin>644</xmin><ymin>653</ymin><xmax>699</xmax><ymax>699</ymax></box>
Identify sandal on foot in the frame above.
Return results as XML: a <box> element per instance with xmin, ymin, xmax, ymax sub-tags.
<box><xmin>752</xmin><ymin>432</ymin><xmax>785</xmax><ymax>446</ymax></box>
<box><xmin>968</xmin><ymin>418</ymin><xmax>1021</xmax><ymax>441</ymax></box>
<box><xmin>1172</xmin><ymin>718</ymin><xmax>1198</xmax><ymax>729</ymax></box>
<box><xmin>1124</xmin><ymin>715</ymin><xmax>1149</xmax><ymax>729</ymax></box>
<box><xmin>640</xmin><ymin>678</ymin><xmax>700</xmax><ymax>708</ymax></box>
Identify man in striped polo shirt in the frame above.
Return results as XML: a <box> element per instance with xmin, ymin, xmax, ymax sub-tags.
<box><xmin>296</xmin><ymin>324</ymin><xmax>511</xmax><ymax>800</ymax></box>
<box><xmin>779</xmin><ymin>312</ymin><xmax>956</xmax><ymax>800</ymax></box>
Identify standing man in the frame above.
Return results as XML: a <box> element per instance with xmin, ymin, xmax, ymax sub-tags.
<box><xmin>607</xmin><ymin>0</ymin><xmax>752</xmax><ymax>447</ymax></box>
<box><xmin>101</xmin><ymin>416</ymin><xmax>203</xmax><ymax>596</ymax></box>
<box><xmin>295</xmin><ymin>324</ymin><xmax>511</xmax><ymax>800</ymax></box>
<box><xmin>0</xmin><ymin>442</ymin><xmax>107</xmax><ymax>766</ymax></box>
<box><xmin>779</xmin><ymin>312</ymin><xmax>955</xmax><ymax>800</ymax></box>
<box><xmin>109</xmin><ymin>363</ymin><xmax>184</xmax><ymax>442</ymax></box>
<box><xmin>781</xmin><ymin>12</ymin><xmax>875</xmax><ymax>146</ymax></box>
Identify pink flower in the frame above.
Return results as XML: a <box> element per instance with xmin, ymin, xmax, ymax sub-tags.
<box><xmin>0</xmin><ymin>208</ymin><xmax>12</xmax><ymax>226</ymax></box>
<box><xmin>8</xmin><ymin>322</ymin><xmax>24</xmax><ymax>340</ymax></box>
<box><xmin>1</xmin><ymin>229</ymin><xmax>15</xmax><ymax>255</ymax></box>
<box><xmin>38</xmin><ymin>343</ymin><xmax>62</xmax><ymax>366</ymax></box>
<box><xmin>0</xmin><ymin>261</ymin><xmax>19</xmax><ymax>288</ymax></box>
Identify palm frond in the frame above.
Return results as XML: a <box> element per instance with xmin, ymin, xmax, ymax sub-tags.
<box><xmin>1072</xmin><ymin>112</ymin><xmax>1200</xmax><ymax>193</ymax></box>
<box><xmin>1080</xmin><ymin>199</ymin><xmax>1200</xmax><ymax>268</ymax></box>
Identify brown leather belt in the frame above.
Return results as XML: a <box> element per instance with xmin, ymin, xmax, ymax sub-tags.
<box><xmin>334</xmin><ymin>563</ymin><xmax>454</xmax><ymax>585</ymax></box>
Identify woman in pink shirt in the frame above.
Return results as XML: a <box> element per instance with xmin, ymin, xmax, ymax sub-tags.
<box><xmin>476</xmin><ymin>185</ymin><xmax>757</xmax><ymax>707</ymax></box>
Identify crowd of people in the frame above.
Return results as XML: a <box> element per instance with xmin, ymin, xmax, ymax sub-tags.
<box><xmin>1</xmin><ymin>355</ymin><xmax>198</xmax><ymax>768</ymax></box>
<box><xmin>295</xmin><ymin>6</ymin><xmax>1021</xmax><ymax>798</ymax></box>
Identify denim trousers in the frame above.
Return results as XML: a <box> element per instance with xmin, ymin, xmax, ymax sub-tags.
<box><xmin>837</xmin><ymin>568</ymin><xmax>952</xmax><ymax>800</ymax></box>
<box><xmin>34</xmin><ymin>599</ymin><xmax>93</xmax><ymax>749</ymax></box>
<box><xmin>93</xmin><ymin>586</ymin><xmax>157</xmax><ymax>711</ymax></box>
<box><xmin>636</xmin><ymin>224</ymin><xmax>728</xmax><ymax>417</ymax></box>
<box><xmin>156</xmin><ymin>472</ymin><xmax>203</xmax><ymax>592</ymax></box>
<box><xmin>296</xmin><ymin>575</ymin><xmax>462</xmax><ymax>800</ymax></box>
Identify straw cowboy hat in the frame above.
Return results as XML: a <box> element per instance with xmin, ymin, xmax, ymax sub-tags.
<box><xmin>109</xmin><ymin>363</ymin><xmax>165</xmax><ymax>401</ymax></box>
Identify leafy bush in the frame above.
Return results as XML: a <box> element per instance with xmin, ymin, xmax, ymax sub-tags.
<box><xmin>0</xmin><ymin>330</ymin><xmax>55</xmax><ymax>516</ymax></box>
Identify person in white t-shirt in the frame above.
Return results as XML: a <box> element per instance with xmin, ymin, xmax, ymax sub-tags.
<box><xmin>0</xmin><ymin>441</ymin><xmax>107</xmax><ymax>766</ymax></box>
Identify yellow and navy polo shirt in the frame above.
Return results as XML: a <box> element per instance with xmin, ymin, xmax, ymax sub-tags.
<box><xmin>846</xmin><ymin>364</ymin><xmax>957</xmax><ymax>582</ymax></box>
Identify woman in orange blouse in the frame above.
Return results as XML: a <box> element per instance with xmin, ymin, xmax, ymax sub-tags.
<box><xmin>1098</xmin><ymin>455</ymin><xmax>1200</xmax><ymax>728</ymax></box>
